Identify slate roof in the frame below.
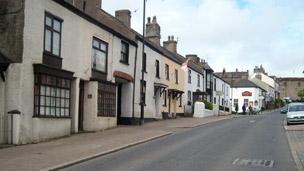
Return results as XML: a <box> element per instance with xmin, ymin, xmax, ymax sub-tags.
<box><xmin>213</xmin><ymin>73</ymin><xmax>231</xmax><ymax>85</ymax></box>
<box><xmin>203</xmin><ymin>63</ymin><xmax>213</xmax><ymax>72</ymax></box>
<box><xmin>215</xmin><ymin>71</ymin><xmax>248</xmax><ymax>78</ymax></box>
<box><xmin>54</xmin><ymin>0</ymin><xmax>137</xmax><ymax>45</ymax></box>
<box><xmin>232</xmin><ymin>79</ymin><xmax>267</xmax><ymax>91</ymax></box>
<box><xmin>278</xmin><ymin>77</ymin><xmax>304</xmax><ymax>81</ymax></box>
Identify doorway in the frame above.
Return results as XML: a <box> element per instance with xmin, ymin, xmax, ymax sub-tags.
<box><xmin>78</xmin><ymin>80</ymin><xmax>84</xmax><ymax>131</ymax></box>
<box><xmin>117</xmin><ymin>84</ymin><xmax>122</xmax><ymax>124</ymax></box>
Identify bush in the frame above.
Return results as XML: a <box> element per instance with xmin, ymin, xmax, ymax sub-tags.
<box><xmin>202</xmin><ymin>100</ymin><xmax>213</xmax><ymax>110</ymax></box>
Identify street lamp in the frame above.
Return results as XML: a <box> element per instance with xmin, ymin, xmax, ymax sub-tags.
<box><xmin>140</xmin><ymin>0</ymin><xmax>146</xmax><ymax>125</ymax></box>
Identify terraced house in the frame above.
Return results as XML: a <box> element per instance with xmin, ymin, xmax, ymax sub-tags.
<box><xmin>0</xmin><ymin>0</ymin><xmax>189</xmax><ymax>144</ymax></box>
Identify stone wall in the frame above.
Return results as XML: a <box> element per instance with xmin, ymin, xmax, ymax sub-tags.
<box><xmin>0</xmin><ymin>0</ymin><xmax>24</xmax><ymax>63</ymax></box>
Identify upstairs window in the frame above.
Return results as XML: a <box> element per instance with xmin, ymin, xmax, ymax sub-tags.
<box><xmin>92</xmin><ymin>38</ymin><xmax>107</xmax><ymax>72</ymax></box>
<box><xmin>120</xmin><ymin>41</ymin><xmax>129</xmax><ymax>64</ymax></box>
<box><xmin>197</xmin><ymin>74</ymin><xmax>200</xmax><ymax>87</ymax></box>
<box><xmin>155</xmin><ymin>60</ymin><xmax>160</xmax><ymax>78</ymax></box>
<box><xmin>175</xmin><ymin>69</ymin><xmax>178</xmax><ymax>84</ymax></box>
<box><xmin>188</xmin><ymin>70</ymin><xmax>191</xmax><ymax>83</ymax></box>
<box><xmin>44</xmin><ymin>13</ymin><xmax>62</xmax><ymax>57</ymax></box>
<box><xmin>214</xmin><ymin>78</ymin><xmax>217</xmax><ymax>91</ymax></box>
<box><xmin>165</xmin><ymin>64</ymin><xmax>170</xmax><ymax>80</ymax></box>
<box><xmin>188</xmin><ymin>91</ymin><xmax>192</xmax><ymax>102</ymax></box>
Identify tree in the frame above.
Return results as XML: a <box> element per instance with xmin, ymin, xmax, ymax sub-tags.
<box><xmin>298</xmin><ymin>89</ymin><xmax>304</xmax><ymax>100</ymax></box>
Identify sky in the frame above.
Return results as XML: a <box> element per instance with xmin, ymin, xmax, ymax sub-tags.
<box><xmin>103</xmin><ymin>0</ymin><xmax>304</xmax><ymax>77</ymax></box>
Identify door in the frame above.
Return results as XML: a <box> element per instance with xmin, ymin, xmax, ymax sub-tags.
<box><xmin>117</xmin><ymin>84</ymin><xmax>122</xmax><ymax>124</ymax></box>
<box><xmin>78</xmin><ymin>80</ymin><xmax>84</xmax><ymax>131</ymax></box>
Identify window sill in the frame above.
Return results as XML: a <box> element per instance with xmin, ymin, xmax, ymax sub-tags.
<box><xmin>33</xmin><ymin>115</ymin><xmax>71</xmax><ymax>119</ymax></box>
<box><xmin>97</xmin><ymin>115</ymin><xmax>116</xmax><ymax>118</ymax></box>
<box><xmin>119</xmin><ymin>60</ymin><xmax>129</xmax><ymax>65</ymax></box>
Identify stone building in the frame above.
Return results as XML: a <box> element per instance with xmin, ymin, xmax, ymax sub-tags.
<box><xmin>215</xmin><ymin>69</ymin><xmax>249</xmax><ymax>86</ymax></box>
<box><xmin>279</xmin><ymin>77</ymin><xmax>304</xmax><ymax>101</ymax></box>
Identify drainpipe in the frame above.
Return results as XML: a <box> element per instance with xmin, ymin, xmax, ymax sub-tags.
<box><xmin>132</xmin><ymin>45</ymin><xmax>138</xmax><ymax>120</ymax></box>
<box><xmin>7</xmin><ymin>110</ymin><xmax>21</xmax><ymax>144</ymax></box>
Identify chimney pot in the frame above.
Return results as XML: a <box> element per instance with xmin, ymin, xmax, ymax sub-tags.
<box><xmin>147</xmin><ymin>17</ymin><xmax>151</xmax><ymax>23</ymax></box>
<box><xmin>152</xmin><ymin>16</ymin><xmax>157</xmax><ymax>23</ymax></box>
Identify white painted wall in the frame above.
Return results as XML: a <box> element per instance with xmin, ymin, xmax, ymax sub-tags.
<box><xmin>213</xmin><ymin>76</ymin><xmax>231</xmax><ymax>108</ymax></box>
<box><xmin>183</xmin><ymin>68</ymin><xmax>204</xmax><ymax>115</ymax></box>
<box><xmin>0</xmin><ymin>0</ymin><xmax>118</xmax><ymax>144</ymax></box>
<box><xmin>112</xmin><ymin>36</ymin><xmax>136</xmax><ymax>118</ymax></box>
<box><xmin>83</xmin><ymin>82</ymin><xmax>117</xmax><ymax>131</ymax></box>
<box><xmin>133</xmin><ymin>41</ymin><xmax>163</xmax><ymax>119</ymax></box>
<box><xmin>0</xmin><ymin>80</ymin><xmax>5</xmax><ymax>144</ymax></box>
<box><xmin>231</xmin><ymin>87</ymin><xmax>263</xmax><ymax>113</ymax></box>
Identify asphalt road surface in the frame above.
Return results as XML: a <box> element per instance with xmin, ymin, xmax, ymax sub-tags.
<box><xmin>61</xmin><ymin>111</ymin><xmax>297</xmax><ymax>171</ymax></box>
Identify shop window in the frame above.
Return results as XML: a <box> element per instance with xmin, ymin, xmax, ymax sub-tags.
<box><xmin>97</xmin><ymin>82</ymin><xmax>116</xmax><ymax>117</ymax></box>
<box><xmin>34</xmin><ymin>74</ymin><xmax>71</xmax><ymax>118</ymax></box>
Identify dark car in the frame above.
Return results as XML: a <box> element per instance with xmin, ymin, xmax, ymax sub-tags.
<box><xmin>280</xmin><ymin>107</ymin><xmax>287</xmax><ymax>114</ymax></box>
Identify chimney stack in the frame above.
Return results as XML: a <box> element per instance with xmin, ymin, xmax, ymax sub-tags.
<box><xmin>186</xmin><ymin>54</ymin><xmax>200</xmax><ymax>63</ymax></box>
<box><xmin>72</xmin><ymin>0</ymin><xmax>102</xmax><ymax>14</ymax></box>
<box><xmin>146</xmin><ymin>16</ymin><xmax>161</xmax><ymax>45</ymax></box>
<box><xmin>115</xmin><ymin>9</ymin><xmax>131</xmax><ymax>27</ymax></box>
<box><xmin>163</xmin><ymin>36</ymin><xmax>177</xmax><ymax>53</ymax></box>
<box><xmin>236</xmin><ymin>68</ymin><xmax>239</xmax><ymax>72</ymax></box>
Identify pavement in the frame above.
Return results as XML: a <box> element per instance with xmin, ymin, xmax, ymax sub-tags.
<box><xmin>60</xmin><ymin>111</ymin><xmax>297</xmax><ymax>171</ymax></box>
<box><xmin>284</xmin><ymin>118</ymin><xmax>304</xmax><ymax>171</ymax></box>
<box><xmin>0</xmin><ymin>115</ymin><xmax>235</xmax><ymax>171</ymax></box>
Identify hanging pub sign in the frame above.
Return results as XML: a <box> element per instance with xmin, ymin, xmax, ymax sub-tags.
<box><xmin>242</xmin><ymin>91</ymin><xmax>252</xmax><ymax>96</ymax></box>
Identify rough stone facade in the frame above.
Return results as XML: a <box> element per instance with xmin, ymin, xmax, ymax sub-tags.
<box><xmin>279</xmin><ymin>78</ymin><xmax>304</xmax><ymax>100</ymax></box>
<box><xmin>0</xmin><ymin>0</ymin><xmax>24</xmax><ymax>63</ymax></box>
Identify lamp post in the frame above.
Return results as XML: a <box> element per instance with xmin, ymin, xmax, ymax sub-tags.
<box><xmin>140</xmin><ymin>0</ymin><xmax>146</xmax><ymax>125</ymax></box>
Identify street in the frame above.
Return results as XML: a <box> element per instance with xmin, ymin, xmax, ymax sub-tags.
<box><xmin>61</xmin><ymin>111</ymin><xmax>297</xmax><ymax>171</ymax></box>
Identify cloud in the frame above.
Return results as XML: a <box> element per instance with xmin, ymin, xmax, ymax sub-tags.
<box><xmin>103</xmin><ymin>0</ymin><xmax>304</xmax><ymax>77</ymax></box>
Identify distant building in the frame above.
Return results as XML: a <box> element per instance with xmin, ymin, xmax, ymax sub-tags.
<box><xmin>279</xmin><ymin>77</ymin><xmax>304</xmax><ymax>101</ymax></box>
<box><xmin>215</xmin><ymin>68</ymin><xmax>249</xmax><ymax>86</ymax></box>
<box><xmin>213</xmin><ymin>74</ymin><xmax>231</xmax><ymax>113</ymax></box>
<box><xmin>231</xmin><ymin>79</ymin><xmax>266</xmax><ymax>113</ymax></box>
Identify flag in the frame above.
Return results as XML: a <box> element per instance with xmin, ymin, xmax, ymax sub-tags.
<box><xmin>181</xmin><ymin>59</ymin><xmax>189</xmax><ymax>71</ymax></box>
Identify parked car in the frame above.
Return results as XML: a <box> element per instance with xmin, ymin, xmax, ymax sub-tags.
<box><xmin>286</xmin><ymin>103</ymin><xmax>304</xmax><ymax>126</ymax></box>
<box><xmin>280</xmin><ymin>107</ymin><xmax>288</xmax><ymax>114</ymax></box>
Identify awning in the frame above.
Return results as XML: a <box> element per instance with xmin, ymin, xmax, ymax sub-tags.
<box><xmin>168</xmin><ymin>89</ymin><xmax>184</xmax><ymax>99</ymax></box>
<box><xmin>154</xmin><ymin>82</ymin><xmax>168</xmax><ymax>97</ymax></box>
<box><xmin>154</xmin><ymin>82</ymin><xmax>168</xmax><ymax>88</ymax></box>
<box><xmin>113</xmin><ymin>71</ymin><xmax>134</xmax><ymax>82</ymax></box>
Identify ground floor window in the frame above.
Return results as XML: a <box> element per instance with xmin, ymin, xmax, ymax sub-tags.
<box><xmin>234</xmin><ymin>99</ymin><xmax>238</xmax><ymax>107</ymax></box>
<box><xmin>34</xmin><ymin>74</ymin><xmax>71</xmax><ymax>117</ymax></box>
<box><xmin>244</xmin><ymin>99</ymin><xmax>249</xmax><ymax>107</ymax></box>
<box><xmin>163</xmin><ymin>90</ymin><xmax>167</xmax><ymax>107</ymax></box>
<box><xmin>98</xmin><ymin>82</ymin><xmax>116</xmax><ymax>117</ymax></box>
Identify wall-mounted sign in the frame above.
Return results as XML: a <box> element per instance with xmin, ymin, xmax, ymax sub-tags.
<box><xmin>242</xmin><ymin>91</ymin><xmax>252</xmax><ymax>96</ymax></box>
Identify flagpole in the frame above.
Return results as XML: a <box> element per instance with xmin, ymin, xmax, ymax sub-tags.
<box><xmin>140</xmin><ymin>0</ymin><xmax>146</xmax><ymax>125</ymax></box>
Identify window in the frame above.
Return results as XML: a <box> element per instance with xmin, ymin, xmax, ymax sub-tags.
<box><xmin>207</xmin><ymin>74</ymin><xmax>211</xmax><ymax>89</ymax></box>
<box><xmin>142</xmin><ymin>53</ymin><xmax>147</xmax><ymax>72</ymax></box>
<box><xmin>197</xmin><ymin>74</ymin><xmax>200</xmax><ymax>87</ymax></box>
<box><xmin>92</xmin><ymin>38</ymin><xmax>107</xmax><ymax>72</ymax></box>
<box><xmin>214</xmin><ymin>78</ymin><xmax>217</xmax><ymax>91</ymax></box>
<box><xmin>234</xmin><ymin>99</ymin><xmax>238</xmax><ymax>107</ymax></box>
<box><xmin>98</xmin><ymin>83</ymin><xmax>116</xmax><ymax>117</ymax></box>
<box><xmin>140</xmin><ymin>80</ymin><xmax>146</xmax><ymax>105</ymax></box>
<box><xmin>163</xmin><ymin>90</ymin><xmax>167</xmax><ymax>106</ymax></box>
<box><xmin>34</xmin><ymin>74</ymin><xmax>71</xmax><ymax>118</ymax></box>
<box><xmin>214</xmin><ymin>97</ymin><xmax>217</xmax><ymax>104</ymax></box>
<box><xmin>155</xmin><ymin>60</ymin><xmax>160</xmax><ymax>78</ymax></box>
<box><xmin>165</xmin><ymin>64</ymin><xmax>169</xmax><ymax>80</ymax></box>
<box><xmin>44</xmin><ymin>13</ymin><xmax>62</xmax><ymax>57</ymax></box>
<box><xmin>120</xmin><ymin>41</ymin><xmax>129</xmax><ymax>64</ymax></box>
<box><xmin>244</xmin><ymin>99</ymin><xmax>249</xmax><ymax>107</ymax></box>
<box><xmin>188</xmin><ymin>70</ymin><xmax>191</xmax><ymax>83</ymax></box>
<box><xmin>179</xmin><ymin>96</ymin><xmax>182</xmax><ymax>107</ymax></box>
<box><xmin>222</xmin><ymin>98</ymin><xmax>224</xmax><ymax>106</ymax></box>
<box><xmin>188</xmin><ymin>91</ymin><xmax>192</xmax><ymax>102</ymax></box>
<box><xmin>175</xmin><ymin>69</ymin><xmax>178</xmax><ymax>84</ymax></box>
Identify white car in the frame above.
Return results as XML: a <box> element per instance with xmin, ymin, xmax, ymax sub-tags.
<box><xmin>287</xmin><ymin>103</ymin><xmax>304</xmax><ymax>126</ymax></box>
